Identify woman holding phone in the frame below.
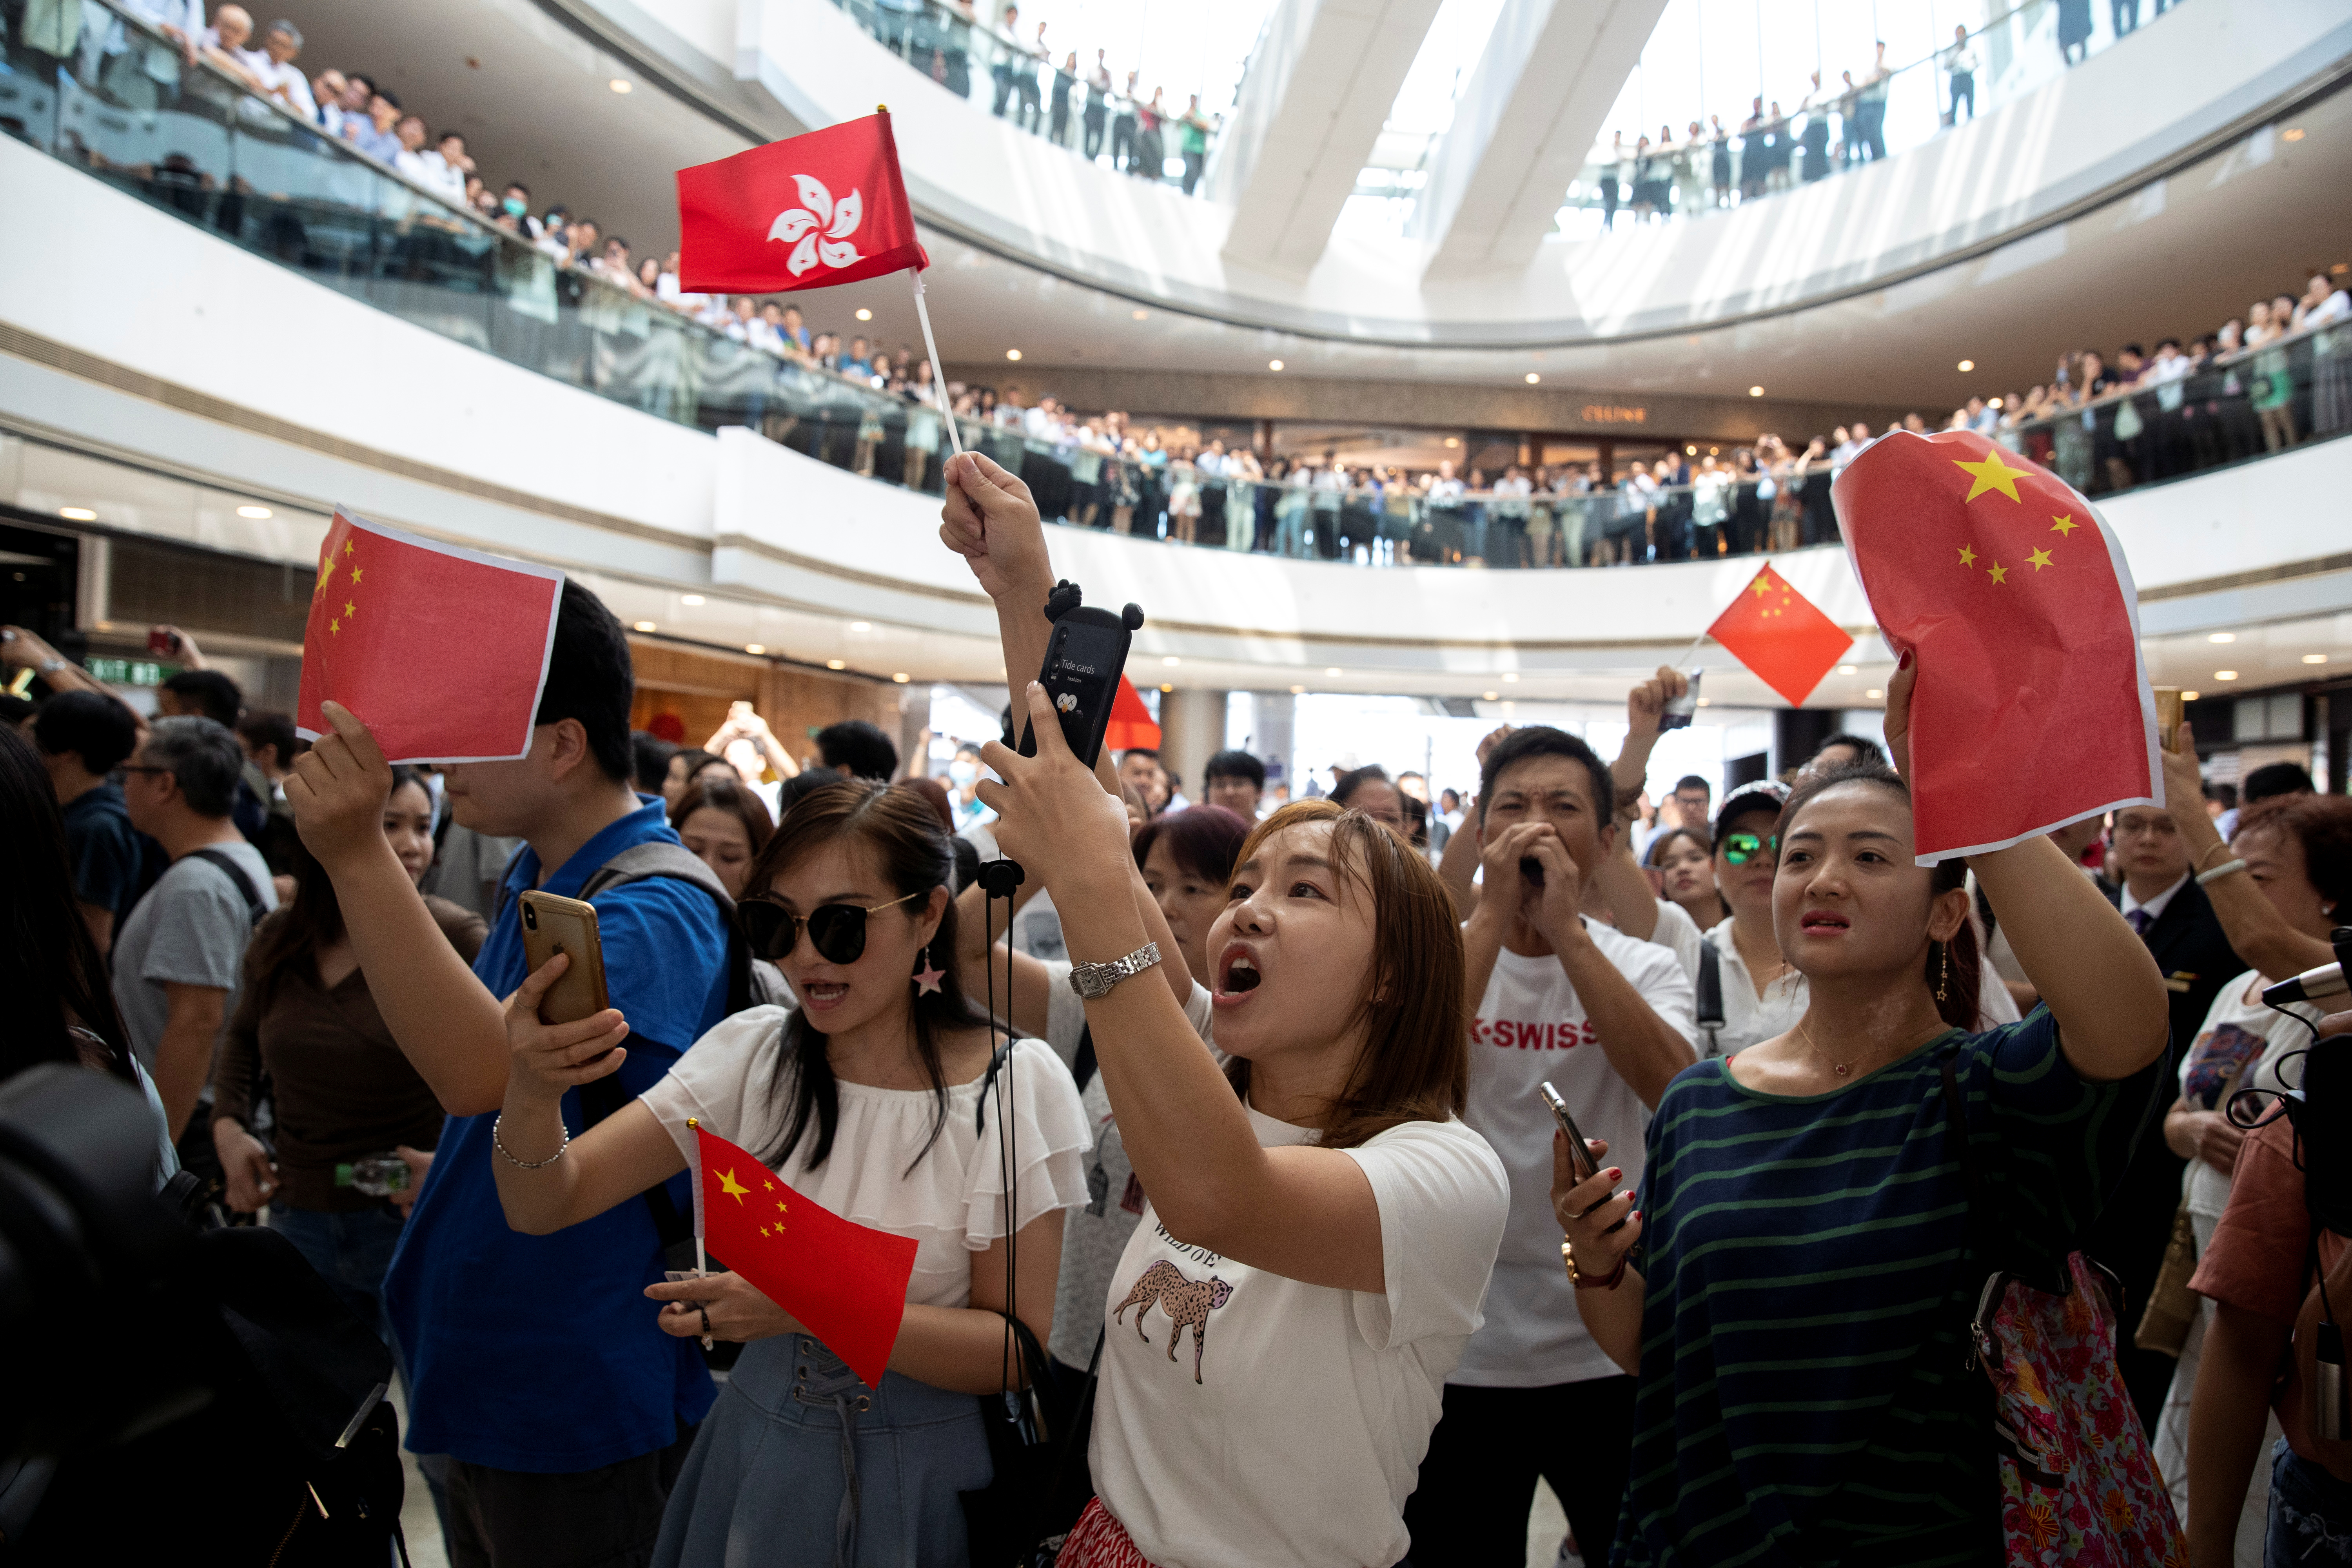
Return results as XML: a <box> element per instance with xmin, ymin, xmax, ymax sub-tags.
<box><xmin>938</xmin><ymin>448</ymin><xmax>1511</xmax><ymax>1568</ymax></box>
<box><xmin>1553</xmin><ymin>656</ymin><xmax>2171</xmax><ymax>1566</ymax></box>
<box><xmin>488</xmin><ymin>778</ymin><xmax>1091</xmax><ymax>1566</ymax></box>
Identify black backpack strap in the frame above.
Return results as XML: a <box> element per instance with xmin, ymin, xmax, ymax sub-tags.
<box><xmin>1694</xmin><ymin>938</ymin><xmax>1725</xmax><ymax>1056</ymax></box>
<box><xmin>188</xmin><ymin>847</ymin><xmax>267</xmax><ymax>927</ymax></box>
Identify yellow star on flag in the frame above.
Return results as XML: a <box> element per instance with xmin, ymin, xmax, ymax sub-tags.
<box><xmin>1953</xmin><ymin>450</ymin><xmax>2032</xmax><ymax>503</ymax></box>
<box><xmin>1751</xmin><ymin>577</ymin><xmax>1771</xmax><ymax>597</ymax></box>
<box><xmin>350</xmin><ymin>565</ymin><xmax>363</xmax><ymax>585</ymax></box>
<box><xmin>2027</xmin><ymin>547</ymin><xmax>2054</xmax><ymax>571</ymax></box>
<box><xmin>316</xmin><ymin>561</ymin><xmax>334</xmax><ymax>596</ymax></box>
<box><xmin>716</xmin><ymin>1167</ymin><xmax>751</xmax><ymax>1204</ymax></box>
<box><xmin>775</xmin><ymin>1199</ymin><xmax>788</xmax><ymax>1212</ymax></box>
<box><xmin>2049</xmin><ymin>514</ymin><xmax>2079</xmax><ymax>536</ymax></box>
<box><xmin>344</xmin><ymin>540</ymin><xmax>354</xmax><ymax>557</ymax></box>
<box><xmin>328</xmin><ymin>617</ymin><xmax>339</xmax><ymax>634</ymax></box>
<box><xmin>1957</xmin><ymin>544</ymin><xmax>1978</xmax><ymax>568</ymax></box>
<box><xmin>1987</xmin><ymin>561</ymin><xmax>2010</xmax><ymax>585</ymax></box>
<box><xmin>344</xmin><ymin>599</ymin><xmax>356</xmax><ymax>618</ymax></box>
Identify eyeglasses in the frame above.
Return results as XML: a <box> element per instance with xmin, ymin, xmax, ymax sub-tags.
<box><xmin>736</xmin><ymin>890</ymin><xmax>920</xmax><ymax>965</ymax></box>
<box><xmin>1720</xmin><ymin>831</ymin><xmax>1777</xmax><ymax>865</ymax></box>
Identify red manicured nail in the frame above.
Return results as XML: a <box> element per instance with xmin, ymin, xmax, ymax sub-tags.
<box><xmin>1631</xmin><ymin>1210</ymin><xmax>1642</xmax><ymax>1221</ymax></box>
<box><xmin>1897</xmin><ymin>651</ymin><xmax>1913</xmax><ymax>670</ymax></box>
<box><xmin>1606</xmin><ymin>1167</ymin><xmax>1622</xmax><ymax>1181</ymax></box>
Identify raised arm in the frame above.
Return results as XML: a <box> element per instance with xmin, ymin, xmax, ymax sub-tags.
<box><xmin>1884</xmin><ymin>662</ymin><xmax>2167</xmax><ymax>1081</ymax></box>
<box><xmin>283</xmin><ymin>702</ymin><xmax>606</xmax><ymax>1114</ymax></box>
<box><xmin>2157</xmin><ymin>721</ymin><xmax>2333</xmax><ymax>980</ymax></box>
<box><xmin>952</xmin><ymin>853</ymin><xmax>1192</xmax><ymax>1038</ymax></box>
<box><xmin>1593</xmin><ymin>666</ymin><xmax>1688</xmax><ymax>941</ymax></box>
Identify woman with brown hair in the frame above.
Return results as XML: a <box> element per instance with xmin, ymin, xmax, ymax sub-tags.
<box><xmin>667</xmin><ymin>774</ymin><xmax>774</xmax><ymax>900</ymax></box>
<box><xmin>1554</xmin><ymin>656</ymin><xmax>2171</xmax><ymax>1566</ymax></box>
<box><xmin>1644</xmin><ymin>824</ymin><xmax>1725</xmax><ymax>931</ymax></box>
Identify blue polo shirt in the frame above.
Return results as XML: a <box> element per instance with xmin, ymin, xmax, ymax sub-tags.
<box><xmin>385</xmin><ymin>798</ymin><xmax>730</xmax><ymax>1472</ymax></box>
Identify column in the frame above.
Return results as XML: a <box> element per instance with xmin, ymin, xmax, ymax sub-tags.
<box><xmin>1157</xmin><ymin>687</ymin><xmax>1230</xmax><ymax>805</ymax></box>
<box><xmin>1250</xmin><ymin>690</ymin><xmax>1297</xmax><ymax>794</ymax></box>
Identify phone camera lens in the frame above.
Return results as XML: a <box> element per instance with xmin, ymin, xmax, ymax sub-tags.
<box><xmin>523</xmin><ymin>905</ymin><xmax>538</xmax><ymax>930</ymax></box>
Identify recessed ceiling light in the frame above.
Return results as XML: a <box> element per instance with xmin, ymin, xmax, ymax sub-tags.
<box><xmin>1838</xmin><ymin>664</ymin><xmax>1858</xmax><ymax>674</ymax></box>
<box><xmin>1865</xmin><ymin>688</ymin><xmax>1885</xmax><ymax>700</ymax></box>
<box><xmin>855</xmin><ymin>309</ymin><xmax>872</xmax><ymax>322</ymax></box>
<box><xmin>1524</xmin><ymin>372</ymin><xmax>1541</xmax><ymax>385</ymax></box>
<box><xmin>1005</xmin><ymin>348</ymin><xmax>1022</xmax><ymax>361</ymax></box>
<box><xmin>681</xmin><ymin>593</ymin><xmax>705</xmax><ymax>605</ymax></box>
<box><xmin>744</xmin><ymin>642</ymin><xmax>765</xmax><ymax>655</ymax></box>
<box><xmin>2208</xmin><ymin>632</ymin><xmax>2236</xmax><ymax>643</ymax></box>
<box><xmin>1325</xmin><ymin>666</ymin><xmax>1344</xmax><ymax>677</ymax></box>
<box><xmin>2304</xmin><ymin>653</ymin><xmax>2330</xmax><ymax>664</ymax></box>
<box><xmin>1131</xmin><ymin>309</ymin><xmax>1149</xmax><ymax>321</ymax></box>
<box><xmin>1502</xmin><ymin>672</ymin><xmax>1518</xmax><ymax>682</ymax></box>
<box><xmin>1162</xmin><ymin>655</ymin><xmax>1180</xmax><ymax>666</ymax></box>
<box><xmin>2181</xmin><ymin>690</ymin><xmax>2201</xmax><ymax>701</ymax></box>
<box><xmin>1483</xmin><ymin>691</ymin><xmax>1499</xmax><ymax>701</ymax></box>
<box><xmin>1957</xmin><ymin>359</ymin><xmax>1975</xmax><ymax>372</ymax></box>
<box><xmin>1268</xmin><ymin>359</ymin><xmax>1284</xmax><ymax>371</ymax></box>
<box><xmin>826</xmin><ymin>659</ymin><xmax>847</xmax><ymax>670</ymax></box>
<box><xmin>2282</xmin><ymin>127</ymin><xmax>2306</xmax><ymax>142</ymax></box>
<box><xmin>1160</xmin><ymin>682</ymin><xmax>1174</xmax><ymax>693</ymax></box>
<box><xmin>1289</xmin><ymin>684</ymin><xmax>1305</xmax><ymax>694</ymax></box>
<box><xmin>608</xmin><ymin>78</ymin><xmax>632</xmax><ymax>93</ymax></box>
<box><xmin>1694</xmin><ymin>697</ymin><xmax>1710</xmax><ymax>707</ymax></box>
<box><xmin>849</xmin><ymin>621</ymin><xmax>871</xmax><ymax>631</ymax></box>
<box><xmin>1443</xmin><ymin>437</ymin><xmax>1460</xmax><ymax>448</ymax></box>
<box><xmin>2215</xmin><ymin>670</ymin><xmax>2239</xmax><ymax>681</ymax></box>
<box><xmin>236</xmin><ymin>504</ymin><xmax>272</xmax><ymax>519</ymax></box>
<box><xmin>1748</xmin><ymin>386</ymin><xmax>1764</xmax><ymax>397</ymax></box>
<box><xmin>632</xmin><ymin>620</ymin><xmax>657</xmax><ymax>632</ymax></box>
<box><xmin>58</xmin><ymin>506</ymin><xmax>96</xmax><ymax>521</ymax></box>
<box><xmin>1988</xmin><ymin>397</ymin><xmax>2004</xmax><ymax>410</ymax></box>
<box><xmin>891</xmin><ymin>672</ymin><xmax>910</xmax><ymax>683</ymax></box>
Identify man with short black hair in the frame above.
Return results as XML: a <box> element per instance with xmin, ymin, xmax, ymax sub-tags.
<box><xmin>1406</xmin><ymin>724</ymin><xmax>1697</xmax><ymax>1563</ymax></box>
<box><xmin>1201</xmin><ymin>748</ymin><xmax>1265</xmax><ymax>818</ymax></box>
<box><xmin>112</xmin><ymin>716</ymin><xmax>277</xmax><ymax>1140</ymax></box>
<box><xmin>1118</xmin><ymin>746</ymin><xmax>1166</xmax><ymax>814</ymax></box>
<box><xmin>159</xmin><ymin>663</ymin><xmax>270</xmax><ymax>840</ymax></box>
<box><xmin>289</xmin><ymin>579</ymin><xmax>730</xmax><ymax>1567</ymax></box>
<box><xmin>630</xmin><ymin>731</ymin><xmax>678</xmax><ymax>795</ymax></box>
<box><xmin>34</xmin><ymin>689</ymin><xmax>154</xmax><ymax>955</ymax></box>
<box><xmin>1669</xmin><ymin>773</ymin><xmax>1711</xmax><ymax>827</ymax></box>
<box><xmin>815</xmin><ymin>718</ymin><xmax>898</xmax><ymax>780</ymax></box>
<box><xmin>1799</xmin><ymin>730</ymin><xmax>1887</xmax><ymax>780</ymax></box>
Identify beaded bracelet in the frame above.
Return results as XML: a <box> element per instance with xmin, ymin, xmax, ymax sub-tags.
<box><xmin>1561</xmin><ymin>1237</ymin><xmax>1627</xmax><ymax>1291</ymax></box>
<box><xmin>492</xmin><ymin>1112</ymin><xmax>570</xmax><ymax>1169</ymax></box>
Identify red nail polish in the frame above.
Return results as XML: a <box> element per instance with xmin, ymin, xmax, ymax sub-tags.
<box><xmin>1606</xmin><ymin>1167</ymin><xmax>1622</xmax><ymax>1181</ymax></box>
<box><xmin>1897</xmin><ymin>651</ymin><xmax>1912</xmax><ymax>670</ymax></box>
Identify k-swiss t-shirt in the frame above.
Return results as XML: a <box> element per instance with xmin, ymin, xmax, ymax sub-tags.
<box><xmin>1454</xmin><ymin>918</ymin><xmax>1696</xmax><ymax>1388</ymax></box>
<box><xmin>1088</xmin><ymin>1105</ymin><xmax>1507</xmax><ymax>1568</ymax></box>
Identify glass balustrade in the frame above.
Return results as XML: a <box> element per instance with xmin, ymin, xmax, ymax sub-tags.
<box><xmin>820</xmin><ymin>0</ymin><xmax>1220</xmax><ymax>195</ymax></box>
<box><xmin>5</xmin><ymin>0</ymin><xmax>2345</xmax><ymax>578</ymax></box>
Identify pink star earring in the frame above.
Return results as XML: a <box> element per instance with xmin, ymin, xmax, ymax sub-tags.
<box><xmin>913</xmin><ymin>947</ymin><xmax>946</xmax><ymax>996</ymax></box>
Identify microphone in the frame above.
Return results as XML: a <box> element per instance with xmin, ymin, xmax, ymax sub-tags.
<box><xmin>2260</xmin><ymin>927</ymin><xmax>2352</xmax><ymax>1008</ymax></box>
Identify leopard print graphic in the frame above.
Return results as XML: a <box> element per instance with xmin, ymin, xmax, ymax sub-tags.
<box><xmin>1112</xmin><ymin>1259</ymin><xmax>1234</xmax><ymax>1384</ymax></box>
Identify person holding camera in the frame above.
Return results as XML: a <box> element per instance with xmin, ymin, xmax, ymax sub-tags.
<box><xmin>938</xmin><ymin>448</ymin><xmax>1510</xmax><ymax>1568</ymax></box>
<box><xmin>210</xmin><ymin>766</ymin><xmax>482</xmax><ymax>1340</ymax></box>
<box><xmin>1553</xmin><ymin>654</ymin><xmax>2171</xmax><ymax>1565</ymax></box>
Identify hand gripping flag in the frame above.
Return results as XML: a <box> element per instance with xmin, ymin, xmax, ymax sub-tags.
<box><xmin>1832</xmin><ymin>430</ymin><xmax>2159</xmax><ymax>862</ymax></box>
<box><xmin>677</xmin><ymin>111</ymin><xmax>929</xmax><ymax>294</ymax></box>
<box><xmin>692</xmin><ymin>1121</ymin><xmax>917</xmax><ymax>1388</ymax></box>
<box><xmin>295</xmin><ymin>508</ymin><xmax>563</xmax><ymax>764</ymax></box>
<box><xmin>1705</xmin><ymin>563</ymin><xmax>1856</xmax><ymax>707</ymax></box>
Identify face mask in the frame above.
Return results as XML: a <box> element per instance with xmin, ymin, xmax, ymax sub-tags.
<box><xmin>503</xmin><ymin>197</ymin><xmax>527</xmax><ymax>217</ymax></box>
<box><xmin>948</xmin><ymin>760</ymin><xmax>978</xmax><ymax>786</ymax></box>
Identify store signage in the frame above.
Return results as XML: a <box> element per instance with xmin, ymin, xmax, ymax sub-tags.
<box><xmin>1579</xmin><ymin>404</ymin><xmax>1648</xmax><ymax>425</ymax></box>
<box><xmin>85</xmin><ymin>657</ymin><xmax>174</xmax><ymax>686</ymax></box>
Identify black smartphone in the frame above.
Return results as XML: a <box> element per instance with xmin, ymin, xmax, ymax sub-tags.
<box><xmin>1539</xmin><ymin>1081</ymin><xmax>1602</xmax><ymax>1181</ymax></box>
<box><xmin>1018</xmin><ymin>598</ymin><xmax>1144</xmax><ymax>769</ymax></box>
<box><xmin>1520</xmin><ymin>856</ymin><xmax>1545</xmax><ymax>887</ymax></box>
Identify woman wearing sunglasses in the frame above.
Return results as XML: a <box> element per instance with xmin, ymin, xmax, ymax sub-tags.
<box><xmin>489</xmin><ymin>777</ymin><xmax>1091</xmax><ymax>1567</ymax></box>
<box><xmin>1553</xmin><ymin>657</ymin><xmax>2172</xmax><ymax>1567</ymax></box>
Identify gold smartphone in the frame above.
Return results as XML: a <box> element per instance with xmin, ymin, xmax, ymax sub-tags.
<box><xmin>519</xmin><ymin>890</ymin><xmax>610</xmax><ymax>1026</ymax></box>
<box><xmin>2153</xmin><ymin>687</ymin><xmax>2183</xmax><ymax>752</ymax></box>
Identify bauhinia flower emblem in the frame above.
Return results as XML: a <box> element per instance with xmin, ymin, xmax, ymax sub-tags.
<box><xmin>767</xmin><ymin>174</ymin><xmax>864</xmax><ymax>277</ymax></box>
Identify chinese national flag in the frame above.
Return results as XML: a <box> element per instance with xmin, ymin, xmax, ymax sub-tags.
<box><xmin>295</xmin><ymin>508</ymin><xmax>563</xmax><ymax>764</ymax></box>
<box><xmin>1833</xmin><ymin>430</ymin><xmax>2159</xmax><ymax>861</ymax></box>
<box><xmin>1705</xmin><ymin>563</ymin><xmax>1856</xmax><ymax>707</ymax></box>
<box><xmin>1103</xmin><ymin>675</ymin><xmax>1161</xmax><ymax>753</ymax></box>
<box><xmin>694</xmin><ymin>1123</ymin><xmax>917</xmax><ymax>1388</ymax></box>
<box><xmin>677</xmin><ymin>112</ymin><xmax>929</xmax><ymax>294</ymax></box>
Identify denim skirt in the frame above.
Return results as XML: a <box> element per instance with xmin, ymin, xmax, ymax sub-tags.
<box><xmin>652</xmin><ymin>1333</ymin><xmax>993</xmax><ymax>1568</ymax></box>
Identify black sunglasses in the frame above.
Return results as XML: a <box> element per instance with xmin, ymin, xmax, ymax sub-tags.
<box><xmin>1720</xmin><ymin>831</ymin><xmax>1778</xmax><ymax>866</ymax></box>
<box><xmin>736</xmin><ymin>890</ymin><xmax>919</xmax><ymax>965</ymax></box>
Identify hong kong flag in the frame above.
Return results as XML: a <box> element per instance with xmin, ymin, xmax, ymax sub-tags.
<box><xmin>295</xmin><ymin>508</ymin><xmax>563</xmax><ymax>764</ymax></box>
<box><xmin>1705</xmin><ymin>563</ymin><xmax>1856</xmax><ymax>707</ymax></box>
<box><xmin>691</xmin><ymin>1120</ymin><xmax>917</xmax><ymax>1388</ymax></box>
<box><xmin>1833</xmin><ymin>430</ymin><xmax>2160</xmax><ymax>862</ymax></box>
<box><xmin>677</xmin><ymin>111</ymin><xmax>929</xmax><ymax>294</ymax></box>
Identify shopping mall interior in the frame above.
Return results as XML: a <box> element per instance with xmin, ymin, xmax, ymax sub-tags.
<box><xmin>4</xmin><ymin>0</ymin><xmax>2352</xmax><ymax>1559</ymax></box>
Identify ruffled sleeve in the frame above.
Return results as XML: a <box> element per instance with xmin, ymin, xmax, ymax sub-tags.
<box><xmin>959</xmin><ymin>1036</ymin><xmax>1092</xmax><ymax>1249</ymax></box>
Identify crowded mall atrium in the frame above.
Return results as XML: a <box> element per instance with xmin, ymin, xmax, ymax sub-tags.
<box><xmin>3</xmin><ymin>0</ymin><xmax>2351</xmax><ymax>1562</ymax></box>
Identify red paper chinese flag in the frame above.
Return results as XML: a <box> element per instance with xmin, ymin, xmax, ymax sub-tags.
<box><xmin>295</xmin><ymin>508</ymin><xmax>562</xmax><ymax>764</ymax></box>
<box><xmin>677</xmin><ymin>112</ymin><xmax>930</xmax><ymax>294</ymax></box>
<box><xmin>1832</xmin><ymin>430</ymin><xmax>2159</xmax><ymax>862</ymax></box>
<box><xmin>1103</xmin><ymin>675</ymin><xmax>1162</xmax><ymax>753</ymax></box>
<box><xmin>1705</xmin><ymin>563</ymin><xmax>1856</xmax><ymax>707</ymax></box>
<box><xmin>695</xmin><ymin>1125</ymin><xmax>917</xmax><ymax>1388</ymax></box>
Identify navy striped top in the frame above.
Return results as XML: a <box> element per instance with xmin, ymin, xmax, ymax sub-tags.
<box><xmin>1612</xmin><ymin>1008</ymin><xmax>2165</xmax><ymax>1568</ymax></box>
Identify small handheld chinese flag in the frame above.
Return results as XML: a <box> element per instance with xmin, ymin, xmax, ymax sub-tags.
<box><xmin>1833</xmin><ymin>430</ymin><xmax>2159</xmax><ymax>862</ymax></box>
<box><xmin>295</xmin><ymin>508</ymin><xmax>563</xmax><ymax>764</ymax></box>
<box><xmin>693</xmin><ymin>1122</ymin><xmax>917</xmax><ymax>1388</ymax></box>
<box><xmin>1705</xmin><ymin>563</ymin><xmax>1856</xmax><ymax>707</ymax></box>
<box><xmin>677</xmin><ymin>112</ymin><xmax>929</xmax><ymax>293</ymax></box>
<box><xmin>1103</xmin><ymin>675</ymin><xmax>1162</xmax><ymax>753</ymax></box>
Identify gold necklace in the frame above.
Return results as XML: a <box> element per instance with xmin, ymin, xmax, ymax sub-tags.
<box><xmin>1796</xmin><ymin>1016</ymin><xmax>1895</xmax><ymax>1079</ymax></box>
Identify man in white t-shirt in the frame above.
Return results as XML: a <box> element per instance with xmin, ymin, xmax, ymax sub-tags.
<box><xmin>1404</xmin><ymin>726</ymin><xmax>1697</xmax><ymax>1564</ymax></box>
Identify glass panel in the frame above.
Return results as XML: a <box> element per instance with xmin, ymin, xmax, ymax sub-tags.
<box><xmin>8</xmin><ymin>0</ymin><xmax>2344</xmax><ymax>577</ymax></box>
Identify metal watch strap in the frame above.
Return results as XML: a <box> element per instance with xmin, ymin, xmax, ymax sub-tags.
<box><xmin>1067</xmin><ymin>940</ymin><xmax>1162</xmax><ymax>1000</ymax></box>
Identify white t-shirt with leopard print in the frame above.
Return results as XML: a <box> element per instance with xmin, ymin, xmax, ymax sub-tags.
<box><xmin>1088</xmin><ymin>1102</ymin><xmax>1508</xmax><ymax>1568</ymax></box>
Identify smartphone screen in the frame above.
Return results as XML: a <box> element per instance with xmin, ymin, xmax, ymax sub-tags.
<box><xmin>519</xmin><ymin>892</ymin><xmax>611</xmax><ymax>1027</ymax></box>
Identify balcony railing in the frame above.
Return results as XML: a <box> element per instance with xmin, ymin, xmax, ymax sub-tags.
<box><xmin>5</xmin><ymin>0</ymin><xmax>2345</xmax><ymax>575</ymax></box>
<box><xmin>820</xmin><ymin>0</ymin><xmax>1220</xmax><ymax>196</ymax></box>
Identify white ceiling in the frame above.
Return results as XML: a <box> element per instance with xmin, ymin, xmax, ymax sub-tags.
<box><xmin>290</xmin><ymin>0</ymin><xmax>2352</xmax><ymax>421</ymax></box>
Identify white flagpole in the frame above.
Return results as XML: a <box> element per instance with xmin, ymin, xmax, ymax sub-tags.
<box><xmin>908</xmin><ymin>267</ymin><xmax>963</xmax><ymax>460</ymax></box>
